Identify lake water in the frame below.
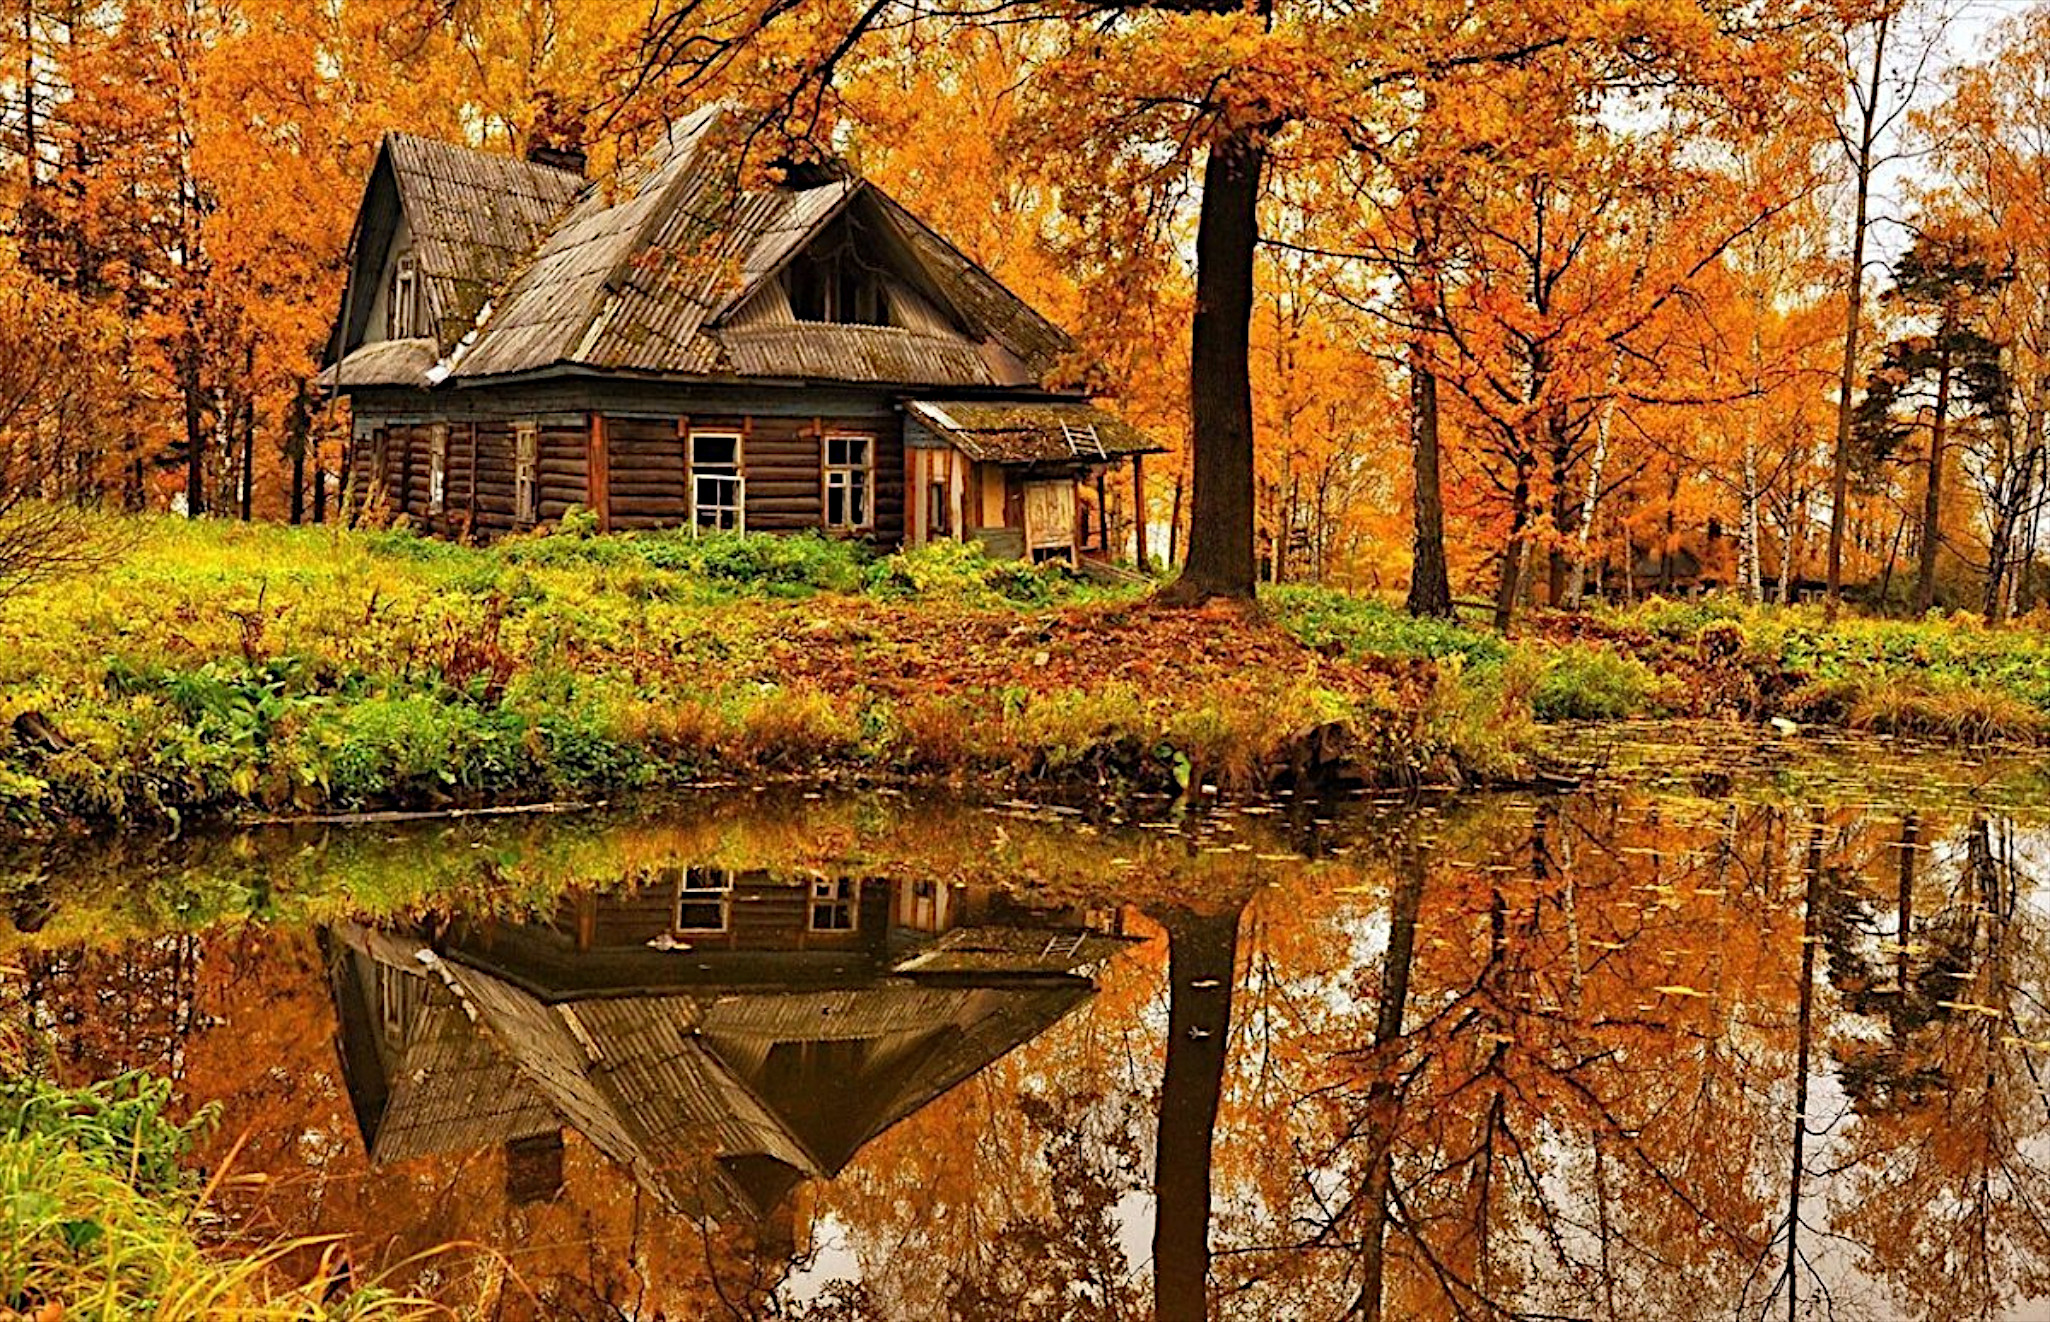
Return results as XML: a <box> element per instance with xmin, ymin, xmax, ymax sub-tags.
<box><xmin>7</xmin><ymin>735</ymin><xmax>2050</xmax><ymax>1321</ymax></box>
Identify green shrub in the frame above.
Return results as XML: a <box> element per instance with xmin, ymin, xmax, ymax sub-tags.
<box><xmin>1529</xmin><ymin>643</ymin><xmax>1668</xmax><ymax>721</ymax></box>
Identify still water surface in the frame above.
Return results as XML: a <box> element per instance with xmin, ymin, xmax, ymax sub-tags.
<box><xmin>7</xmin><ymin>744</ymin><xmax>2050</xmax><ymax>1321</ymax></box>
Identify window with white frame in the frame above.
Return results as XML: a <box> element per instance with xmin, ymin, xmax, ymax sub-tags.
<box><xmin>823</xmin><ymin>436</ymin><xmax>872</xmax><ymax>530</ymax></box>
<box><xmin>389</xmin><ymin>251</ymin><xmax>418</xmax><ymax>339</ymax></box>
<box><xmin>513</xmin><ymin>422</ymin><xmax>538</xmax><ymax>526</ymax></box>
<box><xmin>427</xmin><ymin>424</ymin><xmax>447</xmax><ymax>514</ymax></box>
<box><xmin>809</xmin><ymin>877</ymin><xmax>857</xmax><ymax>931</ymax></box>
<box><xmin>690</xmin><ymin>432</ymin><xmax>744</xmax><ymax>532</ymax></box>
<box><xmin>673</xmin><ymin>866</ymin><xmax>735</xmax><ymax>932</ymax></box>
<box><xmin>376</xmin><ymin>962</ymin><xmax>408</xmax><ymax>1045</ymax></box>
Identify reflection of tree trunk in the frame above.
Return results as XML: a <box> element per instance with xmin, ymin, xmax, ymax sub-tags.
<box><xmin>1894</xmin><ymin>814</ymin><xmax>1918</xmax><ymax>1045</ymax></box>
<box><xmin>1780</xmin><ymin>812</ymin><xmax>1825</xmax><ymax>1322</ymax></box>
<box><xmin>1153</xmin><ymin>906</ymin><xmax>1242</xmax><ymax>1322</ymax></box>
<box><xmin>1352</xmin><ymin>843</ymin><xmax>1426</xmax><ymax>1322</ymax></box>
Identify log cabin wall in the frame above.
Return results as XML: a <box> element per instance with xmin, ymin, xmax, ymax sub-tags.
<box><xmin>606</xmin><ymin>416</ymin><xmax>687</xmax><ymax>531</ymax></box>
<box><xmin>536</xmin><ymin>419</ymin><xmax>588</xmax><ymax>524</ymax></box>
<box><xmin>345</xmin><ymin>384</ymin><xmax>907</xmax><ymax>544</ymax></box>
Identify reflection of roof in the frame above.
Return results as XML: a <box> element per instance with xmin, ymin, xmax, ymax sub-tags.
<box><xmin>892</xmin><ymin>926</ymin><xmax>1136</xmax><ymax>975</ymax></box>
<box><xmin>326</xmin><ymin>903</ymin><xmax>1114</xmax><ymax>1221</ymax></box>
<box><xmin>907</xmin><ymin>399</ymin><xmax>1165</xmax><ymax>464</ymax></box>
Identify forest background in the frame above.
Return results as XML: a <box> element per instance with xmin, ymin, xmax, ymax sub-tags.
<box><xmin>7</xmin><ymin>0</ymin><xmax>2050</xmax><ymax>626</ymax></box>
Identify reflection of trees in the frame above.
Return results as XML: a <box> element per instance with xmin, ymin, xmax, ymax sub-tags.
<box><xmin>1153</xmin><ymin>905</ymin><xmax>1244</xmax><ymax>1322</ymax></box>
<box><xmin>1831</xmin><ymin>814</ymin><xmax>2050</xmax><ymax>1321</ymax></box>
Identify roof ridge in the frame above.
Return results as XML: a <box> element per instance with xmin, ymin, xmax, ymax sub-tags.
<box><xmin>382</xmin><ymin>127</ymin><xmax>587</xmax><ymax>182</ymax></box>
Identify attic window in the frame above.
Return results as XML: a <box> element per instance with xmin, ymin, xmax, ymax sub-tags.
<box><xmin>389</xmin><ymin>251</ymin><xmax>418</xmax><ymax>339</ymax></box>
<box><xmin>786</xmin><ymin>246</ymin><xmax>890</xmax><ymax>326</ymax></box>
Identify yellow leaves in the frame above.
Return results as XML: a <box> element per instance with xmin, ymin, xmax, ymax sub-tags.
<box><xmin>1652</xmin><ymin>984</ymin><xmax>1709</xmax><ymax>999</ymax></box>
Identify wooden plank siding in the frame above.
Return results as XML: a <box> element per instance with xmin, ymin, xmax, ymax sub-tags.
<box><xmin>536</xmin><ymin>421</ymin><xmax>588</xmax><ymax>523</ymax></box>
<box><xmin>352</xmin><ymin>402</ymin><xmax>907</xmax><ymax>546</ymax></box>
<box><xmin>581</xmin><ymin>877</ymin><xmax>892</xmax><ymax>954</ymax></box>
<box><xmin>606</xmin><ymin>416</ymin><xmax>688</xmax><ymax>530</ymax></box>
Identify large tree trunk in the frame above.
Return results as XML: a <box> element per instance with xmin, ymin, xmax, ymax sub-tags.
<box><xmin>1405</xmin><ymin>243</ymin><xmax>1453</xmax><ymax>617</ymax></box>
<box><xmin>1914</xmin><ymin>330</ymin><xmax>1952</xmax><ymax>614</ymax></box>
<box><xmin>1492</xmin><ymin>461</ymin><xmax>1532</xmax><ymax>633</ymax></box>
<box><xmin>1826</xmin><ymin>14</ymin><xmax>1890</xmax><ymax>623</ymax></box>
<box><xmin>1159</xmin><ymin>128</ymin><xmax>1265</xmax><ymax>606</ymax></box>
<box><xmin>181</xmin><ymin>347</ymin><xmax>205</xmax><ymax>517</ymax></box>
<box><xmin>1152</xmin><ymin>905</ymin><xmax>1241</xmax><ymax>1322</ymax></box>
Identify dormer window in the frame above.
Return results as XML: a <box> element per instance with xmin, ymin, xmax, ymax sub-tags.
<box><xmin>388</xmin><ymin>251</ymin><xmax>418</xmax><ymax>339</ymax></box>
<box><xmin>786</xmin><ymin>245</ymin><xmax>889</xmax><ymax>326</ymax></box>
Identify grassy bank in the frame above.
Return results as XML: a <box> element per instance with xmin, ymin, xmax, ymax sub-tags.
<box><xmin>0</xmin><ymin>1072</ymin><xmax>428</xmax><ymax>1320</ymax></box>
<box><xmin>3</xmin><ymin>512</ymin><xmax>2048</xmax><ymax>835</ymax></box>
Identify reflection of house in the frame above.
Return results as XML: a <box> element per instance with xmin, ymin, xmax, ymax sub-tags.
<box><xmin>324</xmin><ymin>873</ymin><xmax>1130</xmax><ymax>1222</ymax></box>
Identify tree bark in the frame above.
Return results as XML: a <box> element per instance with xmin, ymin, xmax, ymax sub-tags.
<box><xmin>1492</xmin><ymin>462</ymin><xmax>1532</xmax><ymax>633</ymax></box>
<box><xmin>1159</xmin><ymin>127</ymin><xmax>1265</xmax><ymax>606</ymax></box>
<box><xmin>1914</xmin><ymin>328</ymin><xmax>1951</xmax><ymax>614</ymax></box>
<box><xmin>180</xmin><ymin>347</ymin><xmax>205</xmax><ymax>516</ymax></box>
<box><xmin>1826</xmin><ymin>14</ymin><xmax>1891</xmax><ymax>623</ymax></box>
<box><xmin>1405</xmin><ymin>260</ymin><xmax>1453</xmax><ymax>617</ymax></box>
<box><xmin>1152</xmin><ymin>905</ymin><xmax>1241</xmax><ymax>1322</ymax></box>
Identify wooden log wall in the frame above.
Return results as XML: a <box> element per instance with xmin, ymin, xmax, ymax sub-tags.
<box><xmin>536</xmin><ymin>421</ymin><xmax>588</xmax><ymax>523</ymax></box>
<box><xmin>472</xmin><ymin>422</ymin><xmax>517</xmax><ymax>532</ymax></box>
<box><xmin>606</xmin><ymin>417</ymin><xmax>688</xmax><ymax>531</ymax></box>
<box><xmin>351</xmin><ymin>408</ymin><xmax>905</xmax><ymax>545</ymax></box>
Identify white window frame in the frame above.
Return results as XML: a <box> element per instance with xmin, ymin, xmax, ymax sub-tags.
<box><xmin>673</xmin><ymin>866</ymin><xmax>735</xmax><ymax>933</ymax></box>
<box><xmin>390</xmin><ymin>251</ymin><xmax>418</xmax><ymax>339</ymax></box>
<box><xmin>689</xmin><ymin>431</ymin><xmax>745</xmax><ymax>534</ymax></box>
<box><xmin>809</xmin><ymin>877</ymin><xmax>858</xmax><ymax>931</ymax></box>
<box><xmin>514</xmin><ymin>422</ymin><xmax>539</xmax><ymax>526</ymax></box>
<box><xmin>823</xmin><ymin>435</ymin><xmax>873</xmax><ymax>531</ymax></box>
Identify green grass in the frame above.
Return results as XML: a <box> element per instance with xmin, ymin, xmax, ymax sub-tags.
<box><xmin>6</xmin><ymin>511</ymin><xmax>2049</xmax><ymax>837</ymax></box>
<box><xmin>0</xmin><ymin>1073</ymin><xmax>432</xmax><ymax>1320</ymax></box>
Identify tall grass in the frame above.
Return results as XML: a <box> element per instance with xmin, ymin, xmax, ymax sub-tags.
<box><xmin>0</xmin><ymin>1074</ymin><xmax>435</xmax><ymax>1321</ymax></box>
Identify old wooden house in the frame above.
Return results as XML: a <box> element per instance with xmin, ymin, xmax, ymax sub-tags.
<box><xmin>325</xmin><ymin>871</ymin><xmax>1130</xmax><ymax>1220</ymax></box>
<box><xmin>321</xmin><ymin>106</ymin><xmax>1162</xmax><ymax>562</ymax></box>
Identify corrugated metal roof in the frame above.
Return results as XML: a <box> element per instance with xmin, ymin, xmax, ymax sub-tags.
<box><xmin>908</xmin><ymin>398</ymin><xmax>1166</xmax><ymax>464</ymax></box>
<box><xmin>382</xmin><ymin>134</ymin><xmax>586</xmax><ymax>349</ymax></box>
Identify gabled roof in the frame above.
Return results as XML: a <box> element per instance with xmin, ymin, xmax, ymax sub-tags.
<box><xmin>335</xmin><ymin>106</ymin><xmax>1076</xmax><ymax>390</ymax></box>
<box><xmin>332</xmin><ymin>134</ymin><xmax>586</xmax><ymax>357</ymax></box>
<box><xmin>908</xmin><ymin>399</ymin><xmax>1166</xmax><ymax>464</ymax></box>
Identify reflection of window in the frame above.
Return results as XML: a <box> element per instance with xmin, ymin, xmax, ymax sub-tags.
<box><xmin>809</xmin><ymin>878</ymin><xmax>856</xmax><ymax>931</ymax></box>
<box><xmin>690</xmin><ymin>432</ymin><xmax>744</xmax><ymax>532</ymax></box>
<box><xmin>376</xmin><ymin>963</ymin><xmax>407</xmax><ymax>1045</ymax></box>
<box><xmin>427</xmin><ymin>424</ymin><xmax>447</xmax><ymax>514</ymax></box>
<box><xmin>514</xmin><ymin>423</ymin><xmax>538</xmax><ymax>526</ymax></box>
<box><xmin>674</xmin><ymin>867</ymin><xmax>734</xmax><ymax>932</ymax></box>
<box><xmin>824</xmin><ymin>436</ymin><xmax>871</xmax><ymax>530</ymax></box>
<box><xmin>389</xmin><ymin>252</ymin><xmax>418</xmax><ymax>338</ymax></box>
<box><xmin>904</xmin><ymin>878</ymin><xmax>942</xmax><ymax>931</ymax></box>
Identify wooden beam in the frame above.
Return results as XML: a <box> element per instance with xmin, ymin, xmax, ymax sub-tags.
<box><xmin>588</xmin><ymin>412</ymin><xmax>611</xmax><ymax>531</ymax></box>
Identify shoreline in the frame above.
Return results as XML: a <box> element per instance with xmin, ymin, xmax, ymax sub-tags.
<box><xmin>4</xmin><ymin>514</ymin><xmax>2049</xmax><ymax>842</ymax></box>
